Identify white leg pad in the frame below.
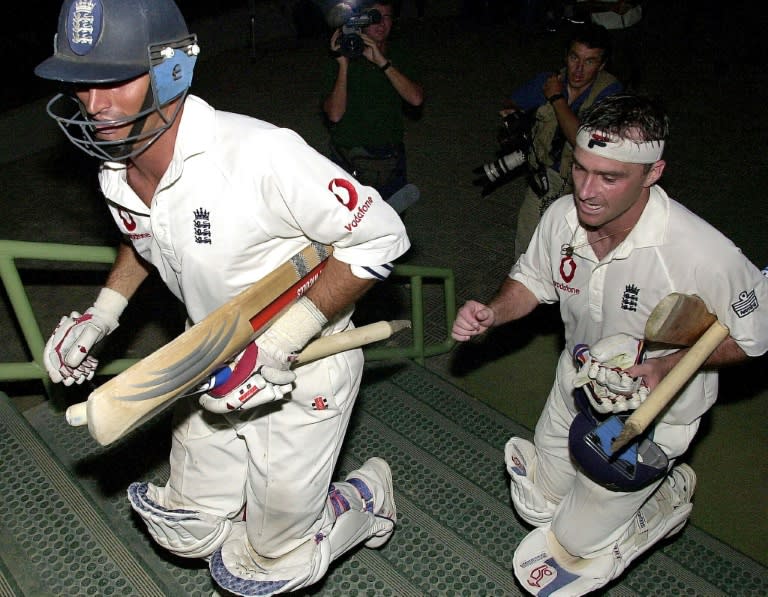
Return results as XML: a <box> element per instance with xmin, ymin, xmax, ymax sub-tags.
<box><xmin>209</xmin><ymin>462</ymin><xmax>396</xmax><ymax>596</ymax></box>
<box><xmin>513</xmin><ymin>465</ymin><xmax>696</xmax><ymax>595</ymax></box>
<box><xmin>127</xmin><ymin>482</ymin><xmax>231</xmax><ymax>560</ymax></box>
<box><xmin>210</xmin><ymin>510</ymin><xmax>390</xmax><ymax>596</ymax></box>
<box><xmin>514</xmin><ymin>526</ymin><xmax>616</xmax><ymax>596</ymax></box>
<box><xmin>210</xmin><ymin>522</ymin><xmax>316</xmax><ymax>596</ymax></box>
<box><xmin>505</xmin><ymin>437</ymin><xmax>557</xmax><ymax>527</ymax></box>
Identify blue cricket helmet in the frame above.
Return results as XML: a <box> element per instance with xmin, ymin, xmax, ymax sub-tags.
<box><xmin>34</xmin><ymin>0</ymin><xmax>200</xmax><ymax>161</ymax></box>
<box><xmin>35</xmin><ymin>0</ymin><xmax>192</xmax><ymax>84</ymax></box>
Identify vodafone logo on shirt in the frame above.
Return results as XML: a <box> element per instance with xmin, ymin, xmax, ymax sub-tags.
<box><xmin>329</xmin><ymin>178</ymin><xmax>359</xmax><ymax>211</ymax></box>
<box><xmin>329</xmin><ymin>178</ymin><xmax>374</xmax><ymax>232</ymax></box>
<box><xmin>118</xmin><ymin>208</ymin><xmax>137</xmax><ymax>231</ymax></box>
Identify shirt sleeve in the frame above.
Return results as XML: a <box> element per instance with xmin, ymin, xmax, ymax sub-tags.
<box><xmin>260</xmin><ymin>128</ymin><xmax>411</xmax><ymax>268</ymax></box>
<box><xmin>508</xmin><ymin>198</ymin><xmax>569</xmax><ymax>304</ymax></box>
<box><xmin>696</xmin><ymin>252</ymin><xmax>768</xmax><ymax>358</ymax></box>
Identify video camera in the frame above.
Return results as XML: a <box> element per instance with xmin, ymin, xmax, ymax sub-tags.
<box><xmin>473</xmin><ymin>109</ymin><xmax>540</xmax><ymax>198</ymax></box>
<box><xmin>340</xmin><ymin>7</ymin><xmax>382</xmax><ymax>58</ymax></box>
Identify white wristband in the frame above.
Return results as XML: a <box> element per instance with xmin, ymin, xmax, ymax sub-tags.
<box><xmin>258</xmin><ymin>296</ymin><xmax>328</xmax><ymax>363</ymax></box>
<box><xmin>94</xmin><ymin>287</ymin><xmax>129</xmax><ymax>319</ymax></box>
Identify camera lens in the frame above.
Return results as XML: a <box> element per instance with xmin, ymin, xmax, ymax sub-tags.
<box><xmin>341</xmin><ymin>33</ymin><xmax>364</xmax><ymax>57</ymax></box>
<box><xmin>482</xmin><ymin>151</ymin><xmax>526</xmax><ymax>182</ymax></box>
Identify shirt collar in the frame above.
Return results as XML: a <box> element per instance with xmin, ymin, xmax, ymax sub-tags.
<box><xmin>157</xmin><ymin>95</ymin><xmax>214</xmax><ymax>191</ymax></box>
<box><xmin>564</xmin><ymin>185</ymin><xmax>669</xmax><ymax>260</ymax></box>
<box><xmin>98</xmin><ymin>95</ymin><xmax>215</xmax><ymax>212</ymax></box>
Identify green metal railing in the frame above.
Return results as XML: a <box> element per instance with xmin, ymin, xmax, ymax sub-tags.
<box><xmin>0</xmin><ymin>240</ymin><xmax>455</xmax><ymax>395</ymax></box>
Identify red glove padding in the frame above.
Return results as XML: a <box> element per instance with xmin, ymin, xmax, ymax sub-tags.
<box><xmin>198</xmin><ymin>343</ymin><xmax>295</xmax><ymax>414</ymax></box>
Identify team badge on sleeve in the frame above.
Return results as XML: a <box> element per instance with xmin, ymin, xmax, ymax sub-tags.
<box><xmin>732</xmin><ymin>289</ymin><xmax>758</xmax><ymax>317</ymax></box>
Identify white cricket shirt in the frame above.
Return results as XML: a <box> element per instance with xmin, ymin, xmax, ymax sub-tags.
<box><xmin>511</xmin><ymin>186</ymin><xmax>768</xmax><ymax>424</ymax></box>
<box><xmin>98</xmin><ymin>96</ymin><xmax>410</xmax><ymax>325</ymax></box>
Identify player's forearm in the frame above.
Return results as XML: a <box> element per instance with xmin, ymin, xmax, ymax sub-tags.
<box><xmin>671</xmin><ymin>336</ymin><xmax>749</xmax><ymax>370</ymax></box>
<box><xmin>104</xmin><ymin>242</ymin><xmax>151</xmax><ymax>300</ymax></box>
<box><xmin>487</xmin><ymin>278</ymin><xmax>539</xmax><ymax>327</ymax></box>
<box><xmin>304</xmin><ymin>255</ymin><xmax>375</xmax><ymax>321</ymax></box>
<box><xmin>641</xmin><ymin>335</ymin><xmax>749</xmax><ymax>390</ymax></box>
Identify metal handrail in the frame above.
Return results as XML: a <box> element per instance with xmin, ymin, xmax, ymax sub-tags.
<box><xmin>0</xmin><ymin>240</ymin><xmax>455</xmax><ymax>394</ymax></box>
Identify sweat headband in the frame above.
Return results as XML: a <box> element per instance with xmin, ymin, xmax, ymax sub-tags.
<box><xmin>576</xmin><ymin>128</ymin><xmax>665</xmax><ymax>164</ymax></box>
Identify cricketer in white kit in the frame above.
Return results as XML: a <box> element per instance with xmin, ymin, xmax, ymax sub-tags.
<box><xmin>35</xmin><ymin>1</ymin><xmax>410</xmax><ymax>595</ymax></box>
<box><xmin>452</xmin><ymin>94</ymin><xmax>768</xmax><ymax>595</ymax></box>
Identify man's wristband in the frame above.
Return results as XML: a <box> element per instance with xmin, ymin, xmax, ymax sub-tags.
<box><xmin>380</xmin><ymin>61</ymin><xmax>392</xmax><ymax>72</ymax></box>
<box><xmin>547</xmin><ymin>93</ymin><xmax>565</xmax><ymax>104</ymax></box>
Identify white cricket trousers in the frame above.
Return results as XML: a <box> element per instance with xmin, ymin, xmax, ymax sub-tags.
<box><xmin>162</xmin><ymin>348</ymin><xmax>364</xmax><ymax>558</ymax></box>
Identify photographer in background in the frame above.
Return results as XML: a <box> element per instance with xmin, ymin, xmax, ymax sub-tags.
<box><xmin>504</xmin><ymin>24</ymin><xmax>622</xmax><ymax>261</ymax></box>
<box><xmin>323</xmin><ymin>0</ymin><xmax>424</xmax><ymax>201</ymax></box>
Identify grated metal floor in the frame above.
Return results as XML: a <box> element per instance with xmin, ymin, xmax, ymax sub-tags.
<box><xmin>2</xmin><ymin>361</ymin><xmax>766</xmax><ymax>595</ymax></box>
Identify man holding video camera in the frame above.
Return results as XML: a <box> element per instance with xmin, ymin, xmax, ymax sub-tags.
<box><xmin>323</xmin><ymin>1</ymin><xmax>424</xmax><ymax>200</ymax></box>
<box><xmin>506</xmin><ymin>23</ymin><xmax>622</xmax><ymax>261</ymax></box>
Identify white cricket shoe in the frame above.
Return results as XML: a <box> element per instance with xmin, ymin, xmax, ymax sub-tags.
<box><xmin>345</xmin><ymin>457</ymin><xmax>397</xmax><ymax>548</ymax></box>
<box><xmin>659</xmin><ymin>463</ymin><xmax>697</xmax><ymax>538</ymax></box>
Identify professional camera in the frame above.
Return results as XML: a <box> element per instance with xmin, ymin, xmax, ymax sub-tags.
<box><xmin>340</xmin><ymin>8</ymin><xmax>382</xmax><ymax>58</ymax></box>
<box><xmin>473</xmin><ymin>110</ymin><xmax>537</xmax><ymax>197</ymax></box>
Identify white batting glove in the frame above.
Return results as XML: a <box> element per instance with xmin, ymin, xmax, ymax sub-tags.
<box><xmin>197</xmin><ymin>342</ymin><xmax>296</xmax><ymax>413</ymax></box>
<box><xmin>573</xmin><ymin>334</ymin><xmax>649</xmax><ymax>414</ymax></box>
<box><xmin>43</xmin><ymin>288</ymin><xmax>127</xmax><ymax>386</ymax></box>
<box><xmin>199</xmin><ymin>296</ymin><xmax>327</xmax><ymax>414</ymax></box>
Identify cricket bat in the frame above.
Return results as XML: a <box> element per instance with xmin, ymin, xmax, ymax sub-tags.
<box><xmin>67</xmin><ymin>242</ymin><xmax>332</xmax><ymax>446</ymax></box>
<box><xmin>611</xmin><ymin>293</ymin><xmax>729</xmax><ymax>451</ymax></box>
<box><xmin>67</xmin><ymin>318</ymin><xmax>411</xmax><ymax>433</ymax></box>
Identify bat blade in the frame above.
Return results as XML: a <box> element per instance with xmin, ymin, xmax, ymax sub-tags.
<box><xmin>644</xmin><ymin>293</ymin><xmax>717</xmax><ymax>346</ymax></box>
<box><xmin>79</xmin><ymin>243</ymin><xmax>331</xmax><ymax>446</ymax></box>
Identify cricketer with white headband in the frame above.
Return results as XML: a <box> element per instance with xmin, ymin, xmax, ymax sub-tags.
<box><xmin>452</xmin><ymin>94</ymin><xmax>768</xmax><ymax>596</ymax></box>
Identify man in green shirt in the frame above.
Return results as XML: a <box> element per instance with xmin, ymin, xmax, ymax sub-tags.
<box><xmin>323</xmin><ymin>1</ymin><xmax>424</xmax><ymax>200</ymax></box>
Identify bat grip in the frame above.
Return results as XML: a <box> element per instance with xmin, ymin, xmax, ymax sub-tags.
<box><xmin>612</xmin><ymin>320</ymin><xmax>730</xmax><ymax>451</ymax></box>
<box><xmin>295</xmin><ymin>320</ymin><xmax>411</xmax><ymax>365</ymax></box>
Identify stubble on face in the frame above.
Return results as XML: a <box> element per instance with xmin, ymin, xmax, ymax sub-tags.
<box><xmin>571</xmin><ymin>148</ymin><xmax>652</xmax><ymax>233</ymax></box>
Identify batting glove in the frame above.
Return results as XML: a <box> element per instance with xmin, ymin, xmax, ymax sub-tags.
<box><xmin>573</xmin><ymin>333</ymin><xmax>649</xmax><ymax>414</ymax></box>
<box><xmin>199</xmin><ymin>296</ymin><xmax>327</xmax><ymax>414</ymax></box>
<box><xmin>43</xmin><ymin>288</ymin><xmax>127</xmax><ymax>386</ymax></box>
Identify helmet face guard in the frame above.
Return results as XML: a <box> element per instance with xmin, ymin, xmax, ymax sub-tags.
<box><xmin>35</xmin><ymin>0</ymin><xmax>199</xmax><ymax>161</ymax></box>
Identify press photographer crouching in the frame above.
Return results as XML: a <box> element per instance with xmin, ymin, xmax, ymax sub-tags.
<box><xmin>476</xmin><ymin>23</ymin><xmax>622</xmax><ymax>261</ymax></box>
<box><xmin>323</xmin><ymin>0</ymin><xmax>424</xmax><ymax>201</ymax></box>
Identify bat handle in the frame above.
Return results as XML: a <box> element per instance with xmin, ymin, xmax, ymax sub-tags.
<box><xmin>294</xmin><ymin>320</ymin><xmax>410</xmax><ymax>365</ymax></box>
<box><xmin>66</xmin><ymin>402</ymin><xmax>88</xmax><ymax>427</ymax></box>
<box><xmin>612</xmin><ymin>320</ymin><xmax>730</xmax><ymax>451</ymax></box>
